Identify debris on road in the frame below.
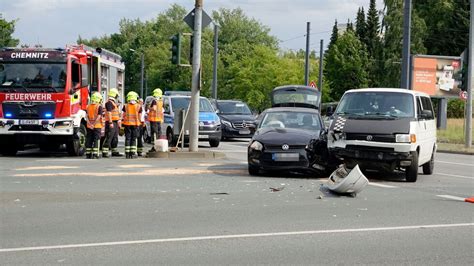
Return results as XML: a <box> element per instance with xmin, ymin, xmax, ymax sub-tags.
<box><xmin>325</xmin><ymin>164</ymin><xmax>369</xmax><ymax>196</ymax></box>
<box><xmin>210</xmin><ymin>192</ymin><xmax>229</xmax><ymax>195</ymax></box>
<box><xmin>270</xmin><ymin>187</ymin><xmax>285</xmax><ymax>192</ymax></box>
<box><xmin>317</xmin><ymin>195</ymin><xmax>324</xmax><ymax>199</ymax></box>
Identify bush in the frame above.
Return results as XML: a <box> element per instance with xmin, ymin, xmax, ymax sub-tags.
<box><xmin>447</xmin><ymin>99</ymin><xmax>465</xmax><ymax>118</ymax></box>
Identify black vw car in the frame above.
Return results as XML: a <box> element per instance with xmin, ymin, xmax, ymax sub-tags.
<box><xmin>213</xmin><ymin>100</ymin><xmax>257</xmax><ymax>139</ymax></box>
<box><xmin>248</xmin><ymin>85</ymin><xmax>326</xmax><ymax>175</ymax></box>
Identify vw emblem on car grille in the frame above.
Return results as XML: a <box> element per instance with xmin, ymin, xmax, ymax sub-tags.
<box><xmin>282</xmin><ymin>144</ymin><xmax>289</xmax><ymax>150</ymax></box>
<box><xmin>366</xmin><ymin>135</ymin><xmax>373</xmax><ymax>141</ymax></box>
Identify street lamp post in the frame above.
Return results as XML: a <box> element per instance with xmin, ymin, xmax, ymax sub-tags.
<box><xmin>129</xmin><ymin>49</ymin><xmax>145</xmax><ymax>98</ymax></box>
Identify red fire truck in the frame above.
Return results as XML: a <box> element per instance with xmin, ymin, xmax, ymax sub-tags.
<box><xmin>0</xmin><ymin>45</ymin><xmax>125</xmax><ymax>156</ymax></box>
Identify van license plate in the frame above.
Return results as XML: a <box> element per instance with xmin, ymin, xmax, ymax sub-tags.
<box><xmin>198</xmin><ymin>135</ymin><xmax>207</xmax><ymax>138</ymax></box>
<box><xmin>272</xmin><ymin>153</ymin><xmax>299</xmax><ymax>161</ymax></box>
<box><xmin>239</xmin><ymin>129</ymin><xmax>251</xmax><ymax>135</ymax></box>
<box><xmin>20</xmin><ymin>120</ymin><xmax>40</xmax><ymax>125</ymax></box>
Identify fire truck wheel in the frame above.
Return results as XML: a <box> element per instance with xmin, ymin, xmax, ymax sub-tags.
<box><xmin>67</xmin><ymin>124</ymin><xmax>86</xmax><ymax>156</ymax></box>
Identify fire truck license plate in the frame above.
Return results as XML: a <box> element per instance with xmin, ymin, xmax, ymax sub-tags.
<box><xmin>20</xmin><ymin>120</ymin><xmax>40</xmax><ymax>125</ymax></box>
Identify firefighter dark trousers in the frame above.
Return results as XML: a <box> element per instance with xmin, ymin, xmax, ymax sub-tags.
<box><xmin>150</xmin><ymin>122</ymin><xmax>161</xmax><ymax>144</ymax></box>
<box><xmin>137</xmin><ymin>125</ymin><xmax>144</xmax><ymax>155</ymax></box>
<box><xmin>102</xmin><ymin>121</ymin><xmax>119</xmax><ymax>157</ymax></box>
<box><xmin>85</xmin><ymin>128</ymin><xmax>101</xmax><ymax>158</ymax></box>
<box><xmin>124</xmin><ymin>126</ymin><xmax>138</xmax><ymax>158</ymax></box>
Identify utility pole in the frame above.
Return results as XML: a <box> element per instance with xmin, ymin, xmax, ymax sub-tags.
<box><xmin>304</xmin><ymin>22</ymin><xmax>310</xmax><ymax>86</ymax></box>
<box><xmin>318</xmin><ymin>39</ymin><xmax>324</xmax><ymax>91</ymax></box>
<box><xmin>465</xmin><ymin>0</ymin><xmax>473</xmax><ymax>148</ymax></box>
<box><xmin>400</xmin><ymin>0</ymin><xmax>412</xmax><ymax>89</ymax></box>
<box><xmin>212</xmin><ymin>24</ymin><xmax>218</xmax><ymax>100</ymax></box>
<box><xmin>140</xmin><ymin>53</ymin><xmax>144</xmax><ymax>98</ymax></box>
<box><xmin>189</xmin><ymin>0</ymin><xmax>203</xmax><ymax>152</ymax></box>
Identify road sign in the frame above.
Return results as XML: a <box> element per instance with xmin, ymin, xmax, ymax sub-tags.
<box><xmin>184</xmin><ymin>8</ymin><xmax>212</xmax><ymax>30</ymax></box>
<box><xmin>459</xmin><ymin>90</ymin><xmax>468</xmax><ymax>101</ymax></box>
<box><xmin>309</xmin><ymin>81</ymin><xmax>316</xmax><ymax>88</ymax></box>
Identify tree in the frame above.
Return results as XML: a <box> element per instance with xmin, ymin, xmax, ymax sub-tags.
<box><xmin>355</xmin><ymin>7</ymin><xmax>366</xmax><ymax>42</ymax></box>
<box><xmin>328</xmin><ymin>20</ymin><xmax>338</xmax><ymax>50</ymax></box>
<box><xmin>365</xmin><ymin>0</ymin><xmax>380</xmax><ymax>57</ymax></box>
<box><xmin>346</xmin><ymin>19</ymin><xmax>354</xmax><ymax>32</ymax></box>
<box><xmin>0</xmin><ymin>14</ymin><xmax>19</xmax><ymax>47</ymax></box>
<box><xmin>325</xmin><ymin>30</ymin><xmax>369</xmax><ymax>100</ymax></box>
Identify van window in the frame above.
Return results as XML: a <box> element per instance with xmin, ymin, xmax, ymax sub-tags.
<box><xmin>336</xmin><ymin>92</ymin><xmax>414</xmax><ymax>118</ymax></box>
<box><xmin>163</xmin><ymin>97</ymin><xmax>170</xmax><ymax>114</ymax></box>
<box><xmin>420</xmin><ymin>96</ymin><xmax>434</xmax><ymax>119</ymax></box>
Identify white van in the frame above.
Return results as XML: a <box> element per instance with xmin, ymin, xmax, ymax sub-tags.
<box><xmin>327</xmin><ymin>88</ymin><xmax>437</xmax><ymax>182</ymax></box>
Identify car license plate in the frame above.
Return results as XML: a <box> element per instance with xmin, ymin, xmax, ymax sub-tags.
<box><xmin>272</xmin><ymin>153</ymin><xmax>299</xmax><ymax>161</ymax></box>
<box><xmin>239</xmin><ymin>129</ymin><xmax>251</xmax><ymax>135</ymax></box>
<box><xmin>20</xmin><ymin>120</ymin><xmax>40</xmax><ymax>125</ymax></box>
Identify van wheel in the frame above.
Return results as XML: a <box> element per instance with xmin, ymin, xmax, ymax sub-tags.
<box><xmin>406</xmin><ymin>152</ymin><xmax>418</xmax><ymax>182</ymax></box>
<box><xmin>167</xmin><ymin>130</ymin><xmax>176</xmax><ymax>147</ymax></box>
<box><xmin>67</xmin><ymin>124</ymin><xmax>86</xmax><ymax>156</ymax></box>
<box><xmin>422</xmin><ymin>151</ymin><xmax>434</xmax><ymax>175</ymax></box>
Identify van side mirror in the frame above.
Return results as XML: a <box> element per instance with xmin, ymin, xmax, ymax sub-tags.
<box><xmin>326</xmin><ymin>106</ymin><xmax>334</xmax><ymax>116</ymax></box>
<box><xmin>421</xmin><ymin>110</ymin><xmax>433</xmax><ymax>119</ymax></box>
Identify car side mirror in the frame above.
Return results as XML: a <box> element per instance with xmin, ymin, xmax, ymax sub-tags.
<box><xmin>326</xmin><ymin>106</ymin><xmax>334</xmax><ymax>117</ymax></box>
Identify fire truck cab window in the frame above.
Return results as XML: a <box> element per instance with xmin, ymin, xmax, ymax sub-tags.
<box><xmin>71</xmin><ymin>60</ymin><xmax>80</xmax><ymax>87</ymax></box>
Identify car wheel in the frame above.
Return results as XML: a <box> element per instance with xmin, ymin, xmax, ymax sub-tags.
<box><xmin>66</xmin><ymin>124</ymin><xmax>86</xmax><ymax>156</ymax></box>
<box><xmin>209</xmin><ymin>138</ymin><xmax>220</xmax><ymax>147</ymax></box>
<box><xmin>167</xmin><ymin>129</ymin><xmax>176</xmax><ymax>147</ymax></box>
<box><xmin>248</xmin><ymin>165</ymin><xmax>259</xmax><ymax>175</ymax></box>
<box><xmin>422</xmin><ymin>150</ymin><xmax>435</xmax><ymax>175</ymax></box>
<box><xmin>406</xmin><ymin>151</ymin><xmax>418</xmax><ymax>182</ymax></box>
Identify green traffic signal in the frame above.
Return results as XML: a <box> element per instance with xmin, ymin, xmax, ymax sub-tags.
<box><xmin>170</xmin><ymin>33</ymin><xmax>181</xmax><ymax>65</ymax></box>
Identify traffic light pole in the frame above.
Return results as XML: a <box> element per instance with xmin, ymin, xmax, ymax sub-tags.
<box><xmin>189</xmin><ymin>0</ymin><xmax>203</xmax><ymax>152</ymax></box>
<box><xmin>304</xmin><ymin>22</ymin><xmax>310</xmax><ymax>86</ymax></box>
<box><xmin>212</xmin><ymin>24</ymin><xmax>218</xmax><ymax>100</ymax></box>
<box><xmin>400</xmin><ymin>0</ymin><xmax>412</xmax><ymax>89</ymax></box>
<box><xmin>465</xmin><ymin>0</ymin><xmax>472</xmax><ymax>148</ymax></box>
<box><xmin>140</xmin><ymin>53</ymin><xmax>144</xmax><ymax>99</ymax></box>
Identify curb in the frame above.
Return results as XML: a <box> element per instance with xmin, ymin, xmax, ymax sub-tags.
<box><xmin>437</xmin><ymin>150</ymin><xmax>474</xmax><ymax>156</ymax></box>
<box><xmin>145</xmin><ymin>151</ymin><xmax>226</xmax><ymax>159</ymax></box>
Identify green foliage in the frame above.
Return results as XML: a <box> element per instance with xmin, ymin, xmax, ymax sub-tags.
<box><xmin>447</xmin><ymin>99</ymin><xmax>465</xmax><ymax>119</ymax></box>
<box><xmin>325</xmin><ymin>30</ymin><xmax>368</xmax><ymax>100</ymax></box>
<box><xmin>328</xmin><ymin>20</ymin><xmax>338</xmax><ymax>50</ymax></box>
<box><xmin>355</xmin><ymin>8</ymin><xmax>366</xmax><ymax>42</ymax></box>
<box><xmin>365</xmin><ymin>0</ymin><xmax>380</xmax><ymax>56</ymax></box>
<box><xmin>0</xmin><ymin>14</ymin><xmax>19</xmax><ymax>47</ymax></box>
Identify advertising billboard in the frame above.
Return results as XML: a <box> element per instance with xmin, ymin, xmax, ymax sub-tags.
<box><xmin>411</xmin><ymin>55</ymin><xmax>463</xmax><ymax>97</ymax></box>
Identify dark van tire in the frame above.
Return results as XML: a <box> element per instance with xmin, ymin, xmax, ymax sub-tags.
<box><xmin>422</xmin><ymin>150</ymin><xmax>435</xmax><ymax>175</ymax></box>
<box><xmin>67</xmin><ymin>124</ymin><xmax>86</xmax><ymax>156</ymax></box>
<box><xmin>406</xmin><ymin>151</ymin><xmax>418</xmax><ymax>182</ymax></box>
<box><xmin>209</xmin><ymin>138</ymin><xmax>220</xmax><ymax>148</ymax></box>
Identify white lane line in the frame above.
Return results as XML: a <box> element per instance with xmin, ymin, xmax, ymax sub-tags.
<box><xmin>15</xmin><ymin>166</ymin><xmax>78</xmax><ymax>171</ymax></box>
<box><xmin>0</xmin><ymin>223</ymin><xmax>471</xmax><ymax>253</ymax></box>
<box><xmin>437</xmin><ymin>195</ymin><xmax>467</xmax><ymax>201</ymax></box>
<box><xmin>368</xmin><ymin>183</ymin><xmax>397</xmax><ymax>188</ymax></box>
<box><xmin>437</xmin><ymin>173</ymin><xmax>474</xmax><ymax>180</ymax></box>
<box><xmin>35</xmin><ymin>159</ymin><xmax>86</xmax><ymax>162</ymax></box>
<box><xmin>436</xmin><ymin>160</ymin><xmax>474</xmax><ymax>167</ymax></box>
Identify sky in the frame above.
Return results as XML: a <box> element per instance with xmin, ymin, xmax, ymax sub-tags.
<box><xmin>2</xmin><ymin>0</ymin><xmax>384</xmax><ymax>52</ymax></box>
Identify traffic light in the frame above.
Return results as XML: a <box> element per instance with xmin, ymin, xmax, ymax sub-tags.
<box><xmin>170</xmin><ymin>33</ymin><xmax>181</xmax><ymax>65</ymax></box>
<box><xmin>189</xmin><ymin>35</ymin><xmax>194</xmax><ymax>64</ymax></box>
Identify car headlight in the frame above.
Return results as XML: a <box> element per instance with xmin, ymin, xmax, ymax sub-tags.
<box><xmin>221</xmin><ymin>120</ymin><xmax>232</xmax><ymax>127</ymax></box>
<box><xmin>249</xmin><ymin>141</ymin><xmax>263</xmax><ymax>151</ymax></box>
<box><xmin>396</xmin><ymin>134</ymin><xmax>416</xmax><ymax>143</ymax></box>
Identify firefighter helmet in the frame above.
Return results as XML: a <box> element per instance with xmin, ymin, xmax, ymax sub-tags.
<box><xmin>126</xmin><ymin>91</ymin><xmax>139</xmax><ymax>102</ymax></box>
<box><xmin>153</xmin><ymin>88</ymin><xmax>163</xmax><ymax>98</ymax></box>
<box><xmin>109</xmin><ymin>88</ymin><xmax>119</xmax><ymax>98</ymax></box>
<box><xmin>91</xmin><ymin>92</ymin><xmax>102</xmax><ymax>104</ymax></box>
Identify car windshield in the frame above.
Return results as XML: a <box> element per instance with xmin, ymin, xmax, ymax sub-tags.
<box><xmin>335</xmin><ymin>91</ymin><xmax>415</xmax><ymax>118</ymax></box>
<box><xmin>218</xmin><ymin>101</ymin><xmax>252</xmax><ymax>115</ymax></box>
<box><xmin>171</xmin><ymin>97</ymin><xmax>214</xmax><ymax>112</ymax></box>
<box><xmin>260</xmin><ymin>111</ymin><xmax>321</xmax><ymax>131</ymax></box>
<box><xmin>0</xmin><ymin>62</ymin><xmax>67</xmax><ymax>92</ymax></box>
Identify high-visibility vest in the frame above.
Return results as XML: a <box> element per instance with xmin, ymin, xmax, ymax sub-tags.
<box><xmin>86</xmin><ymin>104</ymin><xmax>103</xmax><ymax>129</ymax></box>
<box><xmin>148</xmin><ymin>99</ymin><xmax>164</xmax><ymax>122</ymax></box>
<box><xmin>122</xmin><ymin>103</ymin><xmax>141</xmax><ymax>126</ymax></box>
<box><xmin>106</xmin><ymin>100</ymin><xmax>120</xmax><ymax>122</ymax></box>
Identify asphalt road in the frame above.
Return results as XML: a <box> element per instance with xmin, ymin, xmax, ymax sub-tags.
<box><xmin>0</xmin><ymin>139</ymin><xmax>473</xmax><ymax>265</ymax></box>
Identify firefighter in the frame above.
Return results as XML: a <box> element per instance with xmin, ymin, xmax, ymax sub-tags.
<box><xmin>147</xmin><ymin>88</ymin><xmax>164</xmax><ymax>152</ymax></box>
<box><xmin>122</xmin><ymin>91</ymin><xmax>142</xmax><ymax>159</ymax></box>
<box><xmin>102</xmin><ymin>88</ymin><xmax>121</xmax><ymax>158</ymax></box>
<box><xmin>137</xmin><ymin>98</ymin><xmax>145</xmax><ymax>156</ymax></box>
<box><xmin>85</xmin><ymin>92</ymin><xmax>103</xmax><ymax>159</ymax></box>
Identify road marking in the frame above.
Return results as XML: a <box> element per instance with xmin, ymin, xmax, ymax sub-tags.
<box><xmin>117</xmin><ymin>164</ymin><xmax>152</xmax><ymax>169</ymax></box>
<box><xmin>35</xmin><ymin>159</ymin><xmax>86</xmax><ymax>162</ymax></box>
<box><xmin>437</xmin><ymin>195</ymin><xmax>467</xmax><ymax>201</ymax></box>
<box><xmin>368</xmin><ymin>183</ymin><xmax>397</xmax><ymax>188</ymax></box>
<box><xmin>15</xmin><ymin>166</ymin><xmax>79</xmax><ymax>171</ymax></box>
<box><xmin>0</xmin><ymin>223</ymin><xmax>472</xmax><ymax>253</ymax></box>
<box><xmin>436</xmin><ymin>160</ymin><xmax>474</xmax><ymax>167</ymax></box>
<box><xmin>437</xmin><ymin>173</ymin><xmax>474</xmax><ymax>180</ymax></box>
